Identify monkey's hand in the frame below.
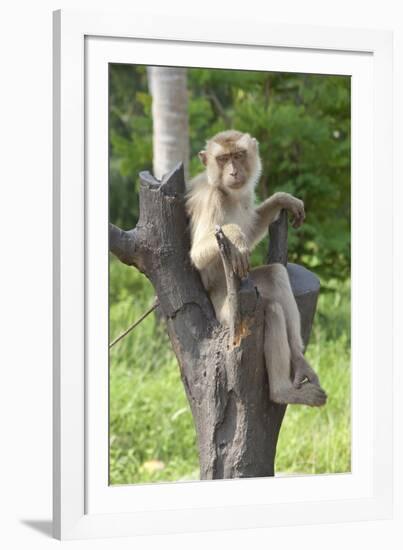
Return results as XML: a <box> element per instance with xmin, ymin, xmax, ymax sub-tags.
<box><xmin>222</xmin><ymin>224</ymin><xmax>250</xmax><ymax>279</ymax></box>
<box><xmin>274</xmin><ymin>192</ymin><xmax>305</xmax><ymax>228</ymax></box>
<box><xmin>230</xmin><ymin>242</ymin><xmax>250</xmax><ymax>279</ymax></box>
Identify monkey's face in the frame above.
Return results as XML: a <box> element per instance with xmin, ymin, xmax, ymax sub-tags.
<box><xmin>215</xmin><ymin>150</ymin><xmax>249</xmax><ymax>189</ymax></box>
<box><xmin>199</xmin><ymin>131</ymin><xmax>260</xmax><ymax>192</ymax></box>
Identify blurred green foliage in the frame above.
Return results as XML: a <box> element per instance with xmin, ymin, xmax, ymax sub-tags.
<box><xmin>110</xmin><ymin>65</ymin><xmax>350</xmax><ymax>281</ymax></box>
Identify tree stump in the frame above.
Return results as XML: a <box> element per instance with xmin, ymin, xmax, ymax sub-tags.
<box><xmin>110</xmin><ymin>163</ymin><xmax>320</xmax><ymax>479</ymax></box>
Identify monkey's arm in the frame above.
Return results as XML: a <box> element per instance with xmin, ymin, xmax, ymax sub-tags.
<box><xmin>249</xmin><ymin>192</ymin><xmax>305</xmax><ymax>249</ymax></box>
<box><xmin>190</xmin><ymin>224</ymin><xmax>250</xmax><ymax>278</ymax></box>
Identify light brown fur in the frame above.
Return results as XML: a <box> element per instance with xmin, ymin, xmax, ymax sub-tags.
<box><xmin>185</xmin><ymin>130</ymin><xmax>326</xmax><ymax>407</ymax></box>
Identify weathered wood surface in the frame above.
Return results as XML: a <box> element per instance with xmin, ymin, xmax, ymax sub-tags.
<box><xmin>110</xmin><ymin>163</ymin><xmax>320</xmax><ymax>479</ymax></box>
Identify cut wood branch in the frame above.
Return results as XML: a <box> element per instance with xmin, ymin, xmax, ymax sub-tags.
<box><xmin>109</xmin><ymin>224</ymin><xmax>139</xmax><ymax>267</ymax></box>
<box><xmin>215</xmin><ymin>226</ymin><xmax>241</xmax><ymax>346</ymax></box>
<box><xmin>268</xmin><ymin>209</ymin><xmax>288</xmax><ymax>266</ymax></box>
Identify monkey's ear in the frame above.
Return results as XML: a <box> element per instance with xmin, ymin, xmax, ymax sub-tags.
<box><xmin>198</xmin><ymin>150</ymin><xmax>208</xmax><ymax>166</ymax></box>
<box><xmin>251</xmin><ymin>137</ymin><xmax>259</xmax><ymax>149</ymax></box>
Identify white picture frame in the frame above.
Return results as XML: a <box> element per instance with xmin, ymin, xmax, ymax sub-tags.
<box><xmin>53</xmin><ymin>9</ymin><xmax>393</xmax><ymax>540</ymax></box>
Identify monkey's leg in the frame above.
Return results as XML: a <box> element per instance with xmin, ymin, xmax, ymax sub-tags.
<box><xmin>263</xmin><ymin>300</ymin><xmax>326</xmax><ymax>407</ymax></box>
<box><xmin>252</xmin><ymin>265</ymin><xmax>325</xmax><ymax>395</ymax></box>
<box><xmin>263</xmin><ymin>265</ymin><xmax>321</xmax><ymax>389</ymax></box>
<box><xmin>251</xmin><ymin>264</ymin><xmax>306</xmax><ymax>357</ymax></box>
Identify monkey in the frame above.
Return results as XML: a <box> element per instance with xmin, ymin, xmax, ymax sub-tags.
<box><xmin>185</xmin><ymin>130</ymin><xmax>327</xmax><ymax>407</ymax></box>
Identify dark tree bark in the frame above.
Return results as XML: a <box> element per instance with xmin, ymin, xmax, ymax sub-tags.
<box><xmin>110</xmin><ymin>163</ymin><xmax>320</xmax><ymax>479</ymax></box>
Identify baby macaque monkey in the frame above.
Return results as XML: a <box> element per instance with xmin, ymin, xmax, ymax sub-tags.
<box><xmin>186</xmin><ymin>130</ymin><xmax>326</xmax><ymax>407</ymax></box>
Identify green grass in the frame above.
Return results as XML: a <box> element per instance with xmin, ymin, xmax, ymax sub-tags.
<box><xmin>276</xmin><ymin>282</ymin><xmax>351</xmax><ymax>475</ymax></box>
<box><xmin>109</xmin><ymin>258</ymin><xmax>351</xmax><ymax>484</ymax></box>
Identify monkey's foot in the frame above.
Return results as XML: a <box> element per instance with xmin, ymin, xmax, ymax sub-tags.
<box><xmin>292</xmin><ymin>356</ymin><xmax>320</xmax><ymax>388</ymax></box>
<box><xmin>271</xmin><ymin>383</ymin><xmax>327</xmax><ymax>407</ymax></box>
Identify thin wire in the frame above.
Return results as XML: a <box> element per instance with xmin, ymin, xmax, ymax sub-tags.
<box><xmin>109</xmin><ymin>299</ymin><xmax>160</xmax><ymax>349</ymax></box>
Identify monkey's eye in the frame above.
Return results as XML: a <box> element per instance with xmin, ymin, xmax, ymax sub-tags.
<box><xmin>216</xmin><ymin>155</ymin><xmax>229</xmax><ymax>165</ymax></box>
<box><xmin>233</xmin><ymin>151</ymin><xmax>246</xmax><ymax>160</ymax></box>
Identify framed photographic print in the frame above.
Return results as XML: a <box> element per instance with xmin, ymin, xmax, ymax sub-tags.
<box><xmin>53</xmin><ymin>9</ymin><xmax>393</xmax><ymax>540</ymax></box>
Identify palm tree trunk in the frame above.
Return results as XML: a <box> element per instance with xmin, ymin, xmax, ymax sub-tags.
<box><xmin>147</xmin><ymin>67</ymin><xmax>189</xmax><ymax>181</ymax></box>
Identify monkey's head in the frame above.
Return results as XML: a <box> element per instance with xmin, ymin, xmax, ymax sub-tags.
<box><xmin>198</xmin><ymin>130</ymin><xmax>262</xmax><ymax>193</ymax></box>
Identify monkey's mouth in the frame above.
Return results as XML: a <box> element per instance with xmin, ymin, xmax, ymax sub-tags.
<box><xmin>226</xmin><ymin>172</ymin><xmax>246</xmax><ymax>186</ymax></box>
<box><xmin>228</xmin><ymin>179</ymin><xmax>245</xmax><ymax>189</ymax></box>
